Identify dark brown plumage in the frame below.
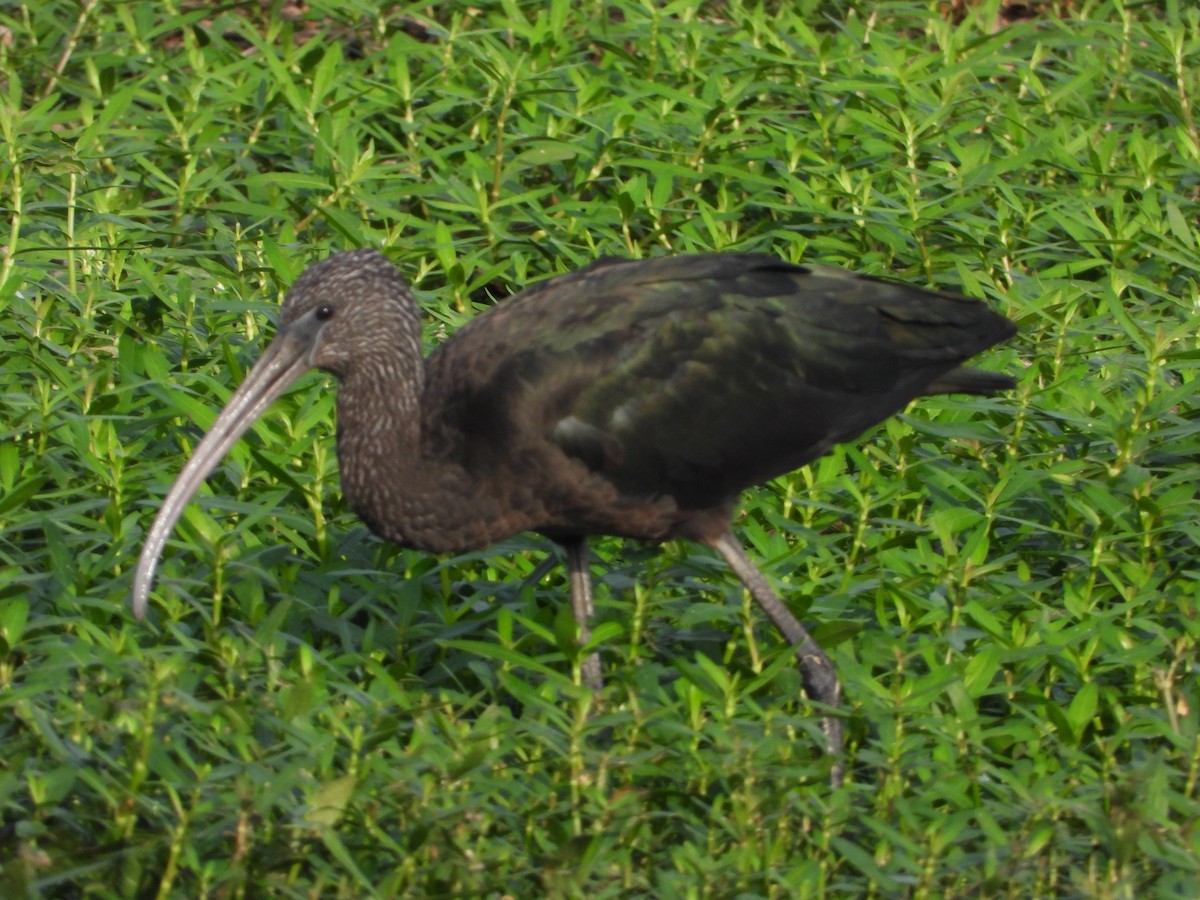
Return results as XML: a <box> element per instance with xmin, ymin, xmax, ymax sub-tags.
<box><xmin>133</xmin><ymin>249</ymin><xmax>1016</xmax><ymax>785</ymax></box>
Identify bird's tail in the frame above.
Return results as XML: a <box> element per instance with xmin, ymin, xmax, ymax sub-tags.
<box><xmin>927</xmin><ymin>366</ymin><xmax>1016</xmax><ymax>395</ymax></box>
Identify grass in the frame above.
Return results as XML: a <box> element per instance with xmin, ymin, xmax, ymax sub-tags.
<box><xmin>2</xmin><ymin>0</ymin><xmax>1198</xmax><ymax>895</ymax></box>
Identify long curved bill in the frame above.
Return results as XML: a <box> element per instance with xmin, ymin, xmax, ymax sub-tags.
<box><xmin>131</xmin><ymin>327</ymin><xmax>313</xmax><ymax>619</ymax></box>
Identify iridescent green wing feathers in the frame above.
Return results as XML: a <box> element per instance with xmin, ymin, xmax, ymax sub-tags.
<box><xmin>426</xmin><ymin>254</ymin><xmax>1014</xmax><ymax>508</ymax></box>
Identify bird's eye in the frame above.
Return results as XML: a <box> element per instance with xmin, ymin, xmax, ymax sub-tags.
<box><xmin>315</xmin><ymin>305</ymin><xmax>335</xmax><ymax>321</ymax></box>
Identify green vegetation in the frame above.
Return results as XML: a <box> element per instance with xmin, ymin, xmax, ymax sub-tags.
<box><xmin>2</xmin><ymin>0</ymin><xmax>1197</xmax><ymax>895</ymax></box>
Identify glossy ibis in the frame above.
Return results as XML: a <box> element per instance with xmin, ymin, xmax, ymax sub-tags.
<box><xmin>132</xmin><ymin>249</ymin><xmax>1015</xmax><ymax>784</ymax></box>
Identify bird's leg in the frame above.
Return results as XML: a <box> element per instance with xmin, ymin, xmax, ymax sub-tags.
<box><xmin>708</xmin><ymin>532</ymin><xmax>844</xmax><ymax>787</ymax></box>
<box><xmin>564</xmin><ymin>537</ymin><xmax>604</xmax><ymax>691</ymax></box>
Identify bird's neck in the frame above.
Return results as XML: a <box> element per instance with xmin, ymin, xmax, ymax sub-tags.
<box><xmin>334</xmin><ymin>363</ymin><xmax>505</xmax><ymax>554</ymax></box>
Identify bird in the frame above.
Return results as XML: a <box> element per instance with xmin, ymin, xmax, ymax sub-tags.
<box><xmin>132</xmin><ymin>248</ymin><xmax>1016</xmax><ymax>785</ymax></box>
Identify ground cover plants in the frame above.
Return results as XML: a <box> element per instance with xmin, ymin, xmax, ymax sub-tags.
<box><xmin>1</xmin><ymin>0</ymin><xmax>1197</xmax><ymax>895</ymax></box>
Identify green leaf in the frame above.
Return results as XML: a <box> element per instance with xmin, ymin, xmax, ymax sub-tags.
<box><xmin>0</xmin><ymin>596</ymin><xmax>28</xmax><ymax>649</ymax></box>
<box><xmin>1065</xmin><ymin>682</ymin><xmax>1099</xmax><ymax>743</ymax></box>
<box><xmin>306</xmin><ymin>775</ymin><xmax>356</xmax><ymax>829</ymax></box>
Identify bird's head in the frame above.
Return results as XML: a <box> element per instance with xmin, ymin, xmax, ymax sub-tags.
<box><xmin>278</xmin><ymin>248</ymin><xmax>421</xmax><ymax>379</ymax></box>
<box><xmin>130</xmin><ymin>248</ymin><xmax>418</xmax><ymax>619</ymax></box>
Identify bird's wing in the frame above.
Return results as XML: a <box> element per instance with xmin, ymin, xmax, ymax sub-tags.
<box><xmin>429</xmin><ymin>254</ymin><xmax>1013</xmax><ymax>510</ymax></box>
